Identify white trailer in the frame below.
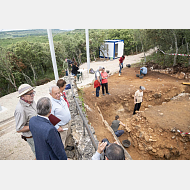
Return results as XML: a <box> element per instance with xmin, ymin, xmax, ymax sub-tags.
<box><xmin>99</xmin><ymin>40</ymin><xmax>124</xmax><ymax>59</ymax></box>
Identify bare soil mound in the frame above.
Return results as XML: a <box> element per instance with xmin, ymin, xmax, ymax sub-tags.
<box><xmin>82</xmin><ymin>66</ymin><xmax>190</xmax><ymax>160</ymax></box>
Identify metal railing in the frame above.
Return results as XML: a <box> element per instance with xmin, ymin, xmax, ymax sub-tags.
<box><xmin>67</xmin><ymin>69</ymin><xmax>98</xmax><ymax>151</ymax></box>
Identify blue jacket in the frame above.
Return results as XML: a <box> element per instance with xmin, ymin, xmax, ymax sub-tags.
<box><xmin>29</xmin><ymin>115</ymin><xmax>67</xmax><ymax>160</ymax></box>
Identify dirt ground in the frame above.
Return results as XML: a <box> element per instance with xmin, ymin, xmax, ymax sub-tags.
<box><xmin>82</xmin><ymin>65</ymin><xmax>190</xmax><ymax>160</ymax></box>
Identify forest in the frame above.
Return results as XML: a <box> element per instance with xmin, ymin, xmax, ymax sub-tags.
<box><xmin>0</xmin><ymin>29</ymin><xmax>190</xmax><ymax>97</ymax></box>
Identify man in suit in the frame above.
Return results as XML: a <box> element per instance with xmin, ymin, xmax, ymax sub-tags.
<box><xmin>29</xmin><ymin>97</ymin><xmax>67</xmax><ymax>160</ymax></box>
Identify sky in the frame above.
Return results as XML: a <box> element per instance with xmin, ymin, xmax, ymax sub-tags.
<box><xmin>0</xmin><ymin>29</ymin><xmax>74</xmax><ymax>32</ymax></box>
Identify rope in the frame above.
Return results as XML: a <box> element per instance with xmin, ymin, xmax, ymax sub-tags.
<box><xmin>157</xmin><ymin>48</ymin><xmax>190</xmax><ymax>57</ymax></box>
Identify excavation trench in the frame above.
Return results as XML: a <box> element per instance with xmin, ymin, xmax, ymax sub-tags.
<box><xmin>83</xmin><ymin>67</ymin><xmax>190</xmax><ymax>160</ymax></box>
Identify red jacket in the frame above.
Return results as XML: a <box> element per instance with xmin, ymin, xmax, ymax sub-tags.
<box><xmin>119</xmin><ymin>56</ymin><xmax>125</xmax><ymax>63</ymax></box>
<box><xmin>94</xmin><ymin>80</ymin><xmax>101</xmax><ymax>88</ymax></box>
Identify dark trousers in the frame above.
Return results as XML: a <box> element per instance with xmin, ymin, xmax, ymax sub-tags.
<box><xmin>96</xmin><ymin>86</ymin><xmax>100</xmax><ymax>97</ymax></box>
<box><xmin>133</xmin><ymin>102</ymin><xmax>141</xmax><ymax>115</ymax></box>
<box><xmin>102</xmin><ymin>83</ymin><xmax>108</xmax><ymax>94</ymax></box>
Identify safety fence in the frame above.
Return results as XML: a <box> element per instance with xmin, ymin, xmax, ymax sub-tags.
<box><xmin>157</xmin><ymin>49</ymin><xmax>190</xmax><ymax>57</ymax></box>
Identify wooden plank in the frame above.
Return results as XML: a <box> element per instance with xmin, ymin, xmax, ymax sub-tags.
<box><xmin>182</xmin><ymin>82</ymin><xmax>190</xmax><ymax>85</ymax></box>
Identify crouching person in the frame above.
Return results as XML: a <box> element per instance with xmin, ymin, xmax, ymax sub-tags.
<box><xmin>111</xmin><ymin>115</ymin><xmax>126</xmax><ymax>137</ymax></box>
<box><xmin>29</xmin><ymin>97</ymin><xmax>67</xmax><ymax>160</ymax></box>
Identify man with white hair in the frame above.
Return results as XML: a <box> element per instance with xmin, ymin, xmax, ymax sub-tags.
<box><xmin>94</xmin><ymin>66</ymin><xmax>103</xmax><ymax>98</ymax></box>
<box><xmin>49</xmin><ymin>86</ymin><xmax>74</xmax><ymax>151</ymax></box>
<box><xmin>14</xmin><ymin>84</ymin><xmax>37</xmax><ymax>157</ymax></box>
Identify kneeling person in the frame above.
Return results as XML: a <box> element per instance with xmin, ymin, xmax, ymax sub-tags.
<box><xmin>111</xmin><ymin>115</ymin><xmax>126</xmax><ymax>137</ymax></box>
<box><xmin>140</xmin><ymin>66</ymin><xmax>147</xmax><ymax>76</ymax></box>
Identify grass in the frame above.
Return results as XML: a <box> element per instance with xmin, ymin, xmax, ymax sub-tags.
<box><xmin>77</xmin><ymin>88</ymin><xmax>86</xmax><ymax>113</ymax></box>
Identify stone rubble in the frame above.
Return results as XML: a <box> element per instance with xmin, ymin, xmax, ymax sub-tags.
<box><xmin>64</xmin><ymin>76</ymin><xmax>98</xmax><ymax>160</ymax></box>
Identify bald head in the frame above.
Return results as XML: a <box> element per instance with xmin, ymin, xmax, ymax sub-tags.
<box><xmin>49</xmin><ymin>86</ymin><xmax>61</xmax><ymax>100</ymax></box>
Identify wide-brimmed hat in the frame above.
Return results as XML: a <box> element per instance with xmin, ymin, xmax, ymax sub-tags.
<box><xmin>17</xmin><ymin>84</ymin><xmax>35</xmax><ymax>98</ymax></box>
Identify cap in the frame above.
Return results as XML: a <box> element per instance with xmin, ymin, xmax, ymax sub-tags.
<box><xmin>140</xmin><ymin>86</ymin><xmax>145</xmax><ymax>90</ymax></box>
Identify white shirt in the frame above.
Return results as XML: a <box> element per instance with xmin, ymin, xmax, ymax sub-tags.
<box><xmin>50</xmin><ymin>96</ymin><xmax>71</xmax><ymax>129</ymax></box>
<box><xmin>135</xmin><ymin>90</ymin><xmax>143</xmax><ymax>103</ymax></box>
<box><xmin>37</xmin><ymin>115</ymin><xmax>49</xmax><ymax>120</ymax></box>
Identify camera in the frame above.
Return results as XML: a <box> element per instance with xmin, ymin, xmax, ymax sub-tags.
<box><xmin>101</xmin><ymin>138</ymin><xmax>110</xmax><ymax>160</ymax></box>
<box><xmin>101</xmin><ymin>138</ymin><xmax>110</xmax><ymax>146</ymax></box>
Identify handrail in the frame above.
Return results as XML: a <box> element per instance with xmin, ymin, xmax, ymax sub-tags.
<box><xmin>67</xmin><ymin>69</ymin><xmax>98</xmax><ymax>151</ymax></box>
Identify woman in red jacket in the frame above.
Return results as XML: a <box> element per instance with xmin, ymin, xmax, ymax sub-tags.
<box><xmin>101</xmin><ymin>67</ymin><xmax>111</xmax><ymax>96</ymax></box>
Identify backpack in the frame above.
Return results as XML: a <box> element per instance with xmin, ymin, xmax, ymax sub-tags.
<box><xmin>89</xmin><ymin>68</ymin><xmax>95</xmax><ymax>74</ymax></box>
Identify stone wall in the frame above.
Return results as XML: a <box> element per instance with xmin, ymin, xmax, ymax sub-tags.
<box><xmin>64</xmin><ymin>76</ymin><xmax>98</xmax><ymax>160</ymax></box>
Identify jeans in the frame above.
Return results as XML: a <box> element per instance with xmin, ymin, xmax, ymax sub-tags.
<box><xmin>115</xmin><ymin>130</ymin><xmax>124</xmax><ymax>137</ymax></box>
<box><xmin>140</xmin><ymin>70</ymin><xmax>146</xmax><ymax>75</ymax></box>
<box><xmin>121</xmin><ymin>62</ymin><xmax>123</xmax><ymax>68</ymax></box>
<box><xmin>119</xmin><ymin>64</ymin><xmax>122</xmax><ymax>73</ymax></box>
<box><xmin>96</xmin><ymin>86</ymin><xmax>100</xmax><ymax>97</ymax></box>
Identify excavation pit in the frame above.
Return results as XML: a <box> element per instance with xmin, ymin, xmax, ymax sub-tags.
<box><xmin>82</xmin><ymin>66</ymin><xmax>190</xmax><ymax>160</ymax></box>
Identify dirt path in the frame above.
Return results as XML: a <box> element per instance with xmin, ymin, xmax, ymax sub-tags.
<box><xmin>82</xmin><ymin>66</ymin><xmax>190</xmax><ymax>160</ymax></box>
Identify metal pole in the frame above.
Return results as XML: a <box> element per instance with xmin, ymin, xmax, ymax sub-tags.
<box><xmin>47</xmin><ymin>29</ymin><xmax>59</xmax><ymax>82</ymax></box>
<box><xmin>85</xmin><ymin>29</ymin><xmax>90</xmax><ymax>74</ymax></box>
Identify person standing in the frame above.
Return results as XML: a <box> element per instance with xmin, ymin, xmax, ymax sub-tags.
<box><xmin>71</xmin><ymin>62</ymin><xmax>79</xmax><ymax>77</ymax></box>
<box><xmin>49</xmin><ymin>86</ymin><xmax>74</xmax><ymax>151</ymax></box>
<box><xmin>29</xmin><ymin>97</ymin><xmax>67</xmax><ymax>160</ymax></box>
<box><xmin>119</xmin><ymin>55</ymin><xmax>125</xmax><ymax>76</ymax></box>
<box><xmin>100</xmin><ymin>67</ymin><xmax>110</xmax><ymax>96</ymax></box>
<box><xmin>57</xmin><ymin>79</ymin><xmax>69</xmax><ymax>108</ymax></box>
<box><xmin>94</xmin><ymin>66</ymin><xmax>103</xmax><ymax>98</ymax></box>
<box><xmin>133</xmin><ymin>86</ymin><xmax>145</xmax><ymax>115</ymax></box>
<box><xmin>110</xmin><ymin>115</ymin><xmax>126</xmax><ymax>137</ymax></box>
<box><xmin>14</xmin><ymin>84</ymin><xmax>37</xmax><ymax>157</ymax></box>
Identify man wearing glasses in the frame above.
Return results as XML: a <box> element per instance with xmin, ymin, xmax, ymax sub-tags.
<box><xmin>14</xmin><ymin>84</ymin><xmax>37</xmax><ymax>157</ymax></box>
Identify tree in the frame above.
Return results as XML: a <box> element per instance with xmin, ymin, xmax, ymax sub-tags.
<box><xmin>0</xmin><ymin>47</ymin><xmax>18</xmax><ymax>90</ymax></box>
<box><xmin>171</xmin><ymin>29</ymin><xmax>178</xmax><ymax>66</ymax></box>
